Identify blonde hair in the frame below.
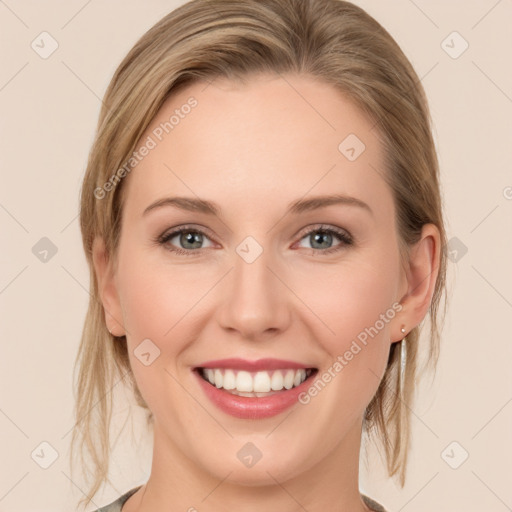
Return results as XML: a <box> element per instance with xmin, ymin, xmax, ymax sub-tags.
<box><xmin>71</xmin><ymin>0</ymin><xmax>447</xmax><ymax>508</ymax></box>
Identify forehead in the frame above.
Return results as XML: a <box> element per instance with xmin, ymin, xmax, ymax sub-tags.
<box><xmin>120</xmin><ymin>74</ymin><xmax>392</xmax><ymax>221</ymax></box>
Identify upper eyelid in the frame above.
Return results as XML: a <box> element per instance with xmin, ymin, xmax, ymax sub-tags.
<box><xmin>160</xmin><ymin>224</ymin><xmax>215</xmax><ymax>238</ymax></box>
<box><xmin>296</xmin><ymin>224</ymin><xmax>350</xmax><ymax>238</ymax></box>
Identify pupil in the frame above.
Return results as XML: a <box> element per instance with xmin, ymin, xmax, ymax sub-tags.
<box><xmin>181</xmin><ymin>231</ymin><xmax>202</xmax><ymax>249</ymax></box>
<box><xmin>312</xmin><ymin>231</ymin><xmax>332</xmax><ymax>249</ymax></box>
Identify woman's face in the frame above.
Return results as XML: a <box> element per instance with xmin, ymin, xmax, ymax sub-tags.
<box><xmin>99</xmin><ymin>74</ymin><xmax>415</xmax><ymax>485</ymax></box>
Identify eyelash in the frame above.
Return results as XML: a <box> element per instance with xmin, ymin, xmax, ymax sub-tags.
<box><xmin>156</xmin><ymin>224</ymin><xmax>353</xmax><ymax>257</ymax></box>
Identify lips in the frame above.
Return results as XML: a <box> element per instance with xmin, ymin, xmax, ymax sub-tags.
<box><xmin>196</xmin><ymin>357</ymin><xmax>314</xmax><ymax>371</ymax></box>
<box><xmin>193</xmin><ymin>358</ymin><xmax>318</xmax><ymax>419</ymax></box>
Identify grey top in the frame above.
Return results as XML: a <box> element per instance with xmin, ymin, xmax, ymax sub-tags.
<box><xmin>93</xmin><ymin>486</ymin><xmax>142</xmax><ymax>512</ymax></box>
<box><xmin>93</xmin><ymin>486</ymin><xmax>387</xmax><ymax>512</ymax></box>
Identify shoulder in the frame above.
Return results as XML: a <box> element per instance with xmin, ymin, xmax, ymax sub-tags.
<box><xmin>91</xmin><ymin>486</ymin><xmax>143</xmax><ymax>512</ymax></box>
<box><xmin>361</xmin><ymin>494</ymin><xmax>388</xmax><ymax>512</ymax></box>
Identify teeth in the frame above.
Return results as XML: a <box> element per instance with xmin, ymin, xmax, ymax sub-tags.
<box><xmin>270</xmin><ymin>371</ymin><xmax>284</xmax><ymax>391</ymax></box>
<box><xmin>284</xmin><ymin>369</ymin><xmax>295</xmax><ymax>390</ymax></box>
<box><xmin>253</xmin><ymin>371</ymin><xmax>271</xmax><ymax>392</ymax></box>
<box><xmin>200</xmin><ymin>368</ymin><xmax>310</xmax><ymax>394</ymax></box>
<box><xmin>223</xmin><ymin>369</ymin><xmax>236</xmax><ymax>390</ymax></box>
<box><xmin>214</xmin><ymin>369</ymin><xmax>223</xmax><ymax>388</ymax></box>
<box><xmin>206</xmin><ymin>369</ymin><xmax>215</xmax><ymax>385</ymax></box>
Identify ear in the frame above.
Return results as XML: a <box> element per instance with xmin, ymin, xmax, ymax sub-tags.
<box><xmin>92</xmin><ymin>236</ymin><xmax>125</xmax><ymax>337</ymax></box>
<box><xmin>393</xmin><ymin>223</ymin><xmax>441</xmax><ymax>342</ymax></box>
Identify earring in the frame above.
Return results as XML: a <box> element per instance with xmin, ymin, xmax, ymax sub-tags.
<box><xmin>399</xmin><ymin>325</ymin><xmax>407</xmax><ymax>399</ymax></box>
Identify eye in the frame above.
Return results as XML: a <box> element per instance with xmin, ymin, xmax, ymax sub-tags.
<box><xmin>157</xmin><ymin>225</ymin><xmax>215</xmax><ymax>256</ymax></box>
<box><xmin>295</xmin><ymin>225</ymin><xmax>353</xmax><ymax>254</ymax></box>
<box><xmin>156</xmin><ymin>224</ymin><xmax>353</xmax><ymax>257</ymax></box>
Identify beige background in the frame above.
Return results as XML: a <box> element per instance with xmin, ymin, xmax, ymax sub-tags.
<box><xmin>1</xmin><ymin>1</ymin><xmax>511</xmax><ymax>511</ymax></box>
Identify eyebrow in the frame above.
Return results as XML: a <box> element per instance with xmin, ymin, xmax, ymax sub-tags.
<box><xmin>142</xmin><ymin>194</ymin><xmax>373</xmax><ymax>217</ymax></box>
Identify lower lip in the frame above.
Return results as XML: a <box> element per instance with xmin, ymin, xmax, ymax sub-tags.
<box><xmin>193</xmin><ymin>369</ymin><xmax>316</xmax><ymax>419</ymax></box>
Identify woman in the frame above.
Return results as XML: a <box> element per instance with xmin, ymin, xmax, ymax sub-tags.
<box><xmin>71</xmin><ymin>0</ymin><xmax>447</xmax><ymax>511</ymax></box>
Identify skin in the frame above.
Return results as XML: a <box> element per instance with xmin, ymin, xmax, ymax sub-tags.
<box><xmin>93</xmin><ymin>73</ymin><xmax>440</xmax><ymax>512</ymax></box>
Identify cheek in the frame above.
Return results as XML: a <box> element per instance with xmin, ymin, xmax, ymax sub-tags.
<box><xmin>115</xmin><ymin>252</ymin><xmax>190</xmax><ymax>415</ymax></box>
<box><xmin>296</xmin><ymin>250</ymin><xmax>400</xmax><ymax>420</ymax></box>
<box><xmin>295</xmin><ymin>258</ymin><xmax>399</xmax><ymax>353</ymax></box>
<box><xmin>117</xmin><ymin>245</ymin><xmax>200</xmax><ymax>341</ymax></box>
<box><xmin>294</xmin><ymin>260</ymin><xmax>399</xmax><ymax>418</ymax></box>
<box><xmin>119</xmin><ymin>272</ymin><xmax>169</xmax><ymax>340</ymax></box>
<box><xmin>294</xmin><ymin>268</ymin><xmax>397</xmax><ymax>429</ymax></box>
<box><xmin>115</xmin><ymin>245</ymin><xmax>216</xmax><ymax>396</ymax></box>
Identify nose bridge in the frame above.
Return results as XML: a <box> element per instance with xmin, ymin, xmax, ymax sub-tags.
<box><xmin>217</xmin><ymin>241</ymin><xmax>290</xmax><ymax>338</ymax></box>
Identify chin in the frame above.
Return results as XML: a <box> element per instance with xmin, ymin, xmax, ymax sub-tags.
<box><xmin>198</xmin><ymin>444</ymin><xmax>311</xmax><ymax>487</ymax></box>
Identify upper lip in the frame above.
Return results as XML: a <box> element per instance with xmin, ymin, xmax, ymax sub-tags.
<box><xmin>195</xmin><ymin>358</ymin><xmax>316</xmax><ymax>371</ymax></box>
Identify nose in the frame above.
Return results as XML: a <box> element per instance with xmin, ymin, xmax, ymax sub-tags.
<box><xmin>216</xmin><ymin>245</ymin><xmax>292</xmax><ymax>341</ymax></box>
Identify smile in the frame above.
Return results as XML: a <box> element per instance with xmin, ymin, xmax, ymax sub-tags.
<box><xmin>193</xmin><ymin>358</ymin><xmax>318</xmax><ymax>419</ymax></box>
